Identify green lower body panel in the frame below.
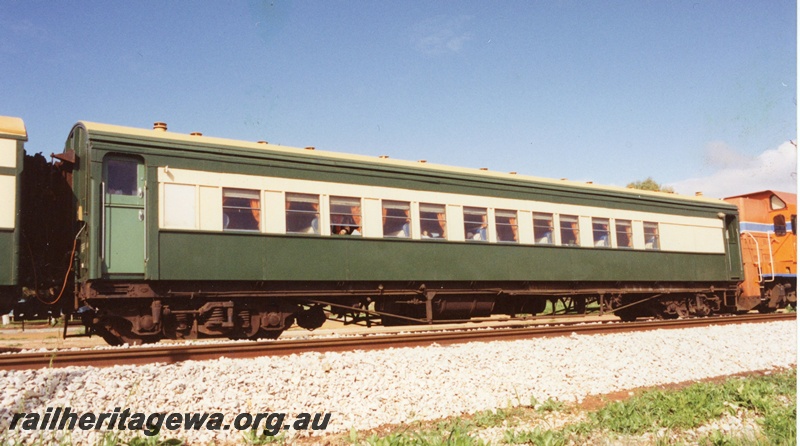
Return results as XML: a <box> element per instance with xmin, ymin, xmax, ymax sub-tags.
<box><xmin>157</xmin><ymin>231</ymin><xmax>731</xmax><ymax>283</ymax></box>
<box><xmin>0</xmin><ymin>230</ymin><xmax>17</xmax><ymax>286</ymax></box>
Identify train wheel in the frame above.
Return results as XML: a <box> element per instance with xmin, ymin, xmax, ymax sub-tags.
<box><xmin>614</xmin><ymin>307</ymin><xmax>638</xmax><ymax>322</ymax></box>
<box><xmin>95</xmin><ymin>316</ymin><xmax>161</xmax><ymax>345</ymax></box>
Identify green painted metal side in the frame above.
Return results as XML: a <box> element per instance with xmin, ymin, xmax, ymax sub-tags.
<box><xmin>0</xmin><ymin>230</ymin><xmax>15</xmax><ymax>286</ymax></box>
<box><xmin>158</xmin><ymin>231</ymin><xmax>731</xmax><ymax>283</ymax></box>
<box><xmin>64</xmin><ymin>123</ymin><xmax>741</xmax><ymax>285</ymax></box>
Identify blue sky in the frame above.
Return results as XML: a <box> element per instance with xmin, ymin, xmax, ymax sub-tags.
<box><xmin>2</xmin><ymin>1</ymin><xmax>796</xmax><ymax>198</ymax></box>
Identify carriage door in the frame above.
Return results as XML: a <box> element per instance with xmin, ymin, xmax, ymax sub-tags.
<box><xmin>102</xmin><ymin>155</ymin><xmax>146</xmax><ymax>275</ymax></box>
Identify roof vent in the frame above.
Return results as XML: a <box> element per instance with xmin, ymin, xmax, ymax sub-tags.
<box><xmin>190</xmin><ymin>132</ymin><xmax>202</xmax><ymax>136</ymax></box>
<box><xmin>257</xmin><ymin>141</ymin><xmax>268</xmax><ymax>145</ymax></box>
<box><xmin>509</xmin><ymin>172</ymin><xmax>517</xmax><ymax>175</ymax></box>
<box><xmin>479</xmin><ymin>167</ymin><xmax>488</xmax><ymax>171</ymax></box>
<box><xmin>153</xmin><ymin>122</ymin><xmax>167</xmax><ymax>132</ymax></box>
<box><xmin>695</xmin><ymin>191</ymin><xmax>703</xmax><ymax>196</ymax></box>
<box><xmin>304</xmin><ymin>146</ymin><xmax>316</xmax><ymax>151</ymax></box>
<box><xmin>418</xmin><ymin>159</ymin><xmax>427</xmax><ymax>163</ymax></box>
<box><xmin>379</xmin><ymin>155</ymin><xmax>389</xmax><ymax>159</ymax></box>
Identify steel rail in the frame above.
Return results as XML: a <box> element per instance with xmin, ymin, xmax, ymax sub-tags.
<box><xmin>0</xmin><ymin>313</ymin><xmax>794</xmax><ymax>371</ymax></box>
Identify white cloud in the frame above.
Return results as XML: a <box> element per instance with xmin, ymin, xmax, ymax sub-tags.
<box><xmin>668</xmin><ymin>141</ymin><xmax>797</xmax><ymax>199</ymax></box>
<box><xmin>411</xmin><ymin>15</ymin><xmax>473</xmax><ymax>55</ymax></box>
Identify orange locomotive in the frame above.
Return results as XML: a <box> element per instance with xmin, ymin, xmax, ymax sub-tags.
<box><xmin>724</xmin><ymin>190</ymin><xmax>797</xmax><ymax>312</ymax></box>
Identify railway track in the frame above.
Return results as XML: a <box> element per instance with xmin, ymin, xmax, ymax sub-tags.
<box><xmin>0</xmin><ymin>312</ymin><xmax>794</xmax><ymax>370</ymax></box>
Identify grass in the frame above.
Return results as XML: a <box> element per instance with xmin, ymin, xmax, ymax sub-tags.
<box><xmin>0</xmin><ymin>370</ymin><xmax>793</xmax><ymax>445</ymax></box>
<box><xmin>346</xmin><ymin>368</ymin><xmax>796</xmax><ymax>446</ymax></box>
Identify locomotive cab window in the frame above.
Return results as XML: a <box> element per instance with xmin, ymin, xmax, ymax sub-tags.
<box><xmin>420</xmin><ymin>203</ymin><xmax>446</xmax><ymax>239</ymax></box>
<box><xmin>560</xmin><ymin>215</ymin><xmax>580</xmax><ymax>246</ymax></box>
<box><xmin>464</xmin><ymin>207</ymin><xmax>488</xmax><ymax>242</ymax></box>
<box><xmin>222</xmin><ymin>188</ymin><xmax>260</xmax><ymax>231</ymax></box>
<box><xmin>330</xmin><ymin>196</ymin><xmax>361</xmax><ymax>236</ymax></box>
<box><xmin>615</xmin><ymin>220</ymin><xmax>633</xmax><ymax>249</ymax></box>
<box><xmin>495</xmin><ymin>209</ymin><xmax>518</xmax><ymax>243</ymax></box>
<box><xmin>286</xmin><ymin>193</ymin><xmax>319</xmax><ymax>234</ymax></box>
<box><xmin>770</xmin><ymin>194</ymin><xmax>787</xmax><ymax>210</ymax></box>
<box><xmin>644</xmin><ymin>221</ymin><xmax>660</xmax><ymax>250</ymax></box>
<box><xmin>533</xmin><ymin>213</ymin><xmax>554</xmax><ymax>244</ymax></box>
<box><xmin>592</xmin><ymin>218</ymin><xmax>610</xmax><ymax>247</ymax></box>
<box><xmin>382</xmin><ymin>200</ymin><xmax>410</xmax><ymax>238</ymax></box>
<box><xmin>774</xmin><ymin>215</ymin><xmax>787</xmax><ymax>236</ymax></box>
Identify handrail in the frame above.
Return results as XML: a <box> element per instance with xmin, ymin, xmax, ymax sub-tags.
<box><xmin>742</xmin><ymin>231</ymin><xmax>762</xmax><ymax>282</ymax></box>
<box><xmin>764</xmin><ymin>232</ymin><xmax>776</xmax><ymax>283</ymax></box>
<box><xmin>100</xmin><ymin>181</ymin><xmax>105</xmax><ymax>260</ymax></box>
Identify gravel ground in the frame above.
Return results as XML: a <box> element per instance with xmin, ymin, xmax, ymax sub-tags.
<box><xmin>0</xmin><ymin>320</ymin><xmax>795</xmax><ymax>445</ymax></box>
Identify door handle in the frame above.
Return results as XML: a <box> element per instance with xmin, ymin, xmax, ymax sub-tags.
<box><xmin>139</xmin><ymin>210</ymin><xmax>145</xmax><ymax>221</ymax></box>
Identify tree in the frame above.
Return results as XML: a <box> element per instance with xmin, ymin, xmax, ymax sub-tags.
<box><xmin>626</xmin><ymin>177</ymin><xmax>675</xmax><ymax>193</ymax></box>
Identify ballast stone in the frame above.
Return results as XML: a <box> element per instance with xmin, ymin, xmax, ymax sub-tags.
<box><xmin>0</xmin><ymin>321</ymin><xmax>794</xmax><ymax>444</ymax></box>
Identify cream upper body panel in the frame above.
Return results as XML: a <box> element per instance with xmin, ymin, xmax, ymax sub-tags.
<box><xmin>79</xmin><ymin>120</ymin><xmax>727</xmax><ymax>207</ymax></box>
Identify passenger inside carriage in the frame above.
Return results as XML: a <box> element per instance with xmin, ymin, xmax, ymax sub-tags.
<box><xmin>592</xmin><ymin>218</ymin><xmax>610</xmax><ymax>247</ymax></box>
<box><xmin>420</xmin><ymin>203</ymin><xmax>446</xmax><ymax>239</ymax></box>
<box><xmin>286</xmin><ymin>193</ymin><xmax>320</xmax><ymax>234</ymax></box>
<box><xmin>533</xmin><ymin>213</ymin><xmax>554</xmax><ymax>244</ymax></box>
<box><xmin>560</xmin><ymin>215</ymin><xmax>580</xmax><ymax>246</ymax></box>
<box><xmin>644</xmin><ymin>222</ymin><xmax>660</xmax><ymax>250</ymax></box>
<box><xmin>330</xmin><ymin>196</ymin><xmax>362</xmax><ymax>236</ymax></box>
<box><xmin>382</xmin><ymin>201</ymin><xmax>411</xmax><ymax>238</ymax></box>
<box><xmin>222</xmin><ymin>188</ymin><xmax>260</xmax><ymax>231</ymax></box>
<box><xmin>463</xmin><ymin>207</ymin><xmax>488</xmax><ymax>241</ymax></box>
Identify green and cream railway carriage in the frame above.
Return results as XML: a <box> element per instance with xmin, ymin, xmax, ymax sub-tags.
<box><xmin>52</xmin><ymin>120</ymin><xmax>743</xmax><ymax>344</ymax></box>
<box><xmin>0</xmin><ymin>117</ymin><xmax>26</xmax><ymax>310</ymax></box>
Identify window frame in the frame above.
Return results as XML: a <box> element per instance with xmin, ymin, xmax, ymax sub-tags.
<box><xmin>419</xmin><ymin>203</ymin><xmax>447</xmax><ymax>240</ymax></box>
<box><xmin>532</xmin><ymin>212</ymin><xmax>554</xmax><ymax>245</ymax></box>
<box><xmin>643</xmin><ymin>221</ymin><xmax>660</xmax><ymax>250</ymax></box>
<box><xmin>559</xmin><ymin>214</ymin><xmax>580</xmax><ymax>246</ymax></box>
<box><xmin>463</xmin><ymin>207</ymin><xmax>488</xmax><ymax>242</ymax></box>
<box><xmin>615</xmin><ymin>219</ymin><xmax>633</xmax><ymax>249</ymax></box>
<box><xmin>330</xmin><ymin>196</ymin><xmax>362</xmax><ymax>236</ymax></box>
<box><xmin>774</xmin><ymin>215</ymin><xmax>787</xmax><ymax>236</ymax></box>
<box><xmin>222</xmin><ymin>188</ymin><xmax>261</xmax><ymax>232</ymax></box>
<box><xmin>495</xmin><ymin>209</ymin><xmax>519</xmax><ymax>243</ymax></box>
<box><xmin>285</xmin><ymin>192</ymin><xmax>320</xmax><ymax>235</ymax></box>
<box><xmin>382</xmin><ymin>200</ymin><xmax>411</xmax><ymax>238</ymax></box>
<box><xmin>592</xmin><ymin>217</ymin><xmax>610</xmax><ymax>247</ymax></box>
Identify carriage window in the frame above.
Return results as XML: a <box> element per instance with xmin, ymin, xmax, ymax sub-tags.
<box><xmin>792</xmin><ymin>215</ymin><xmax>796</xmax><ymax>235</ymax></box>
<box><xmin>382</xmin><ymin>201</ymin><xmax>410</xmax><ymax>238</ymax></box>
<box><xmin>615</xmin><ymin>220</ymin><xmax>633</xmax><ymax>249</ymax></box>
<box><xmin>774</xmin><ymin>215</ymin><xmax>787</xmax><ymax>236</ymax></box>
<box><xmin>464</xmin><ymin>207</ymin><xmax>488</xmax><ymax>241</ymax></box>
<box><xmin>420</xmin><ymin>203</ymin><xmax>447</xmax><ymax>239</ymax></box>
<box><xmin>592</xmin><ymin>218</ymin><xmax>610</xmax><ymax>247</ymax></box>
<box><xmin>496</xmin><ymin>209</ymin><xmax>518</xmax><ymax>243</ymax></box>
<box><xmin>644</xmin><ymin>221</ymin><xmax>660</xmax><ymax>250</ymax></box>
<box><xmin>105</xmin><ymin>158</ymin><xmax>139</xmax><ymax>196</ymax></box>
<box><xmin>560</xmin><ymin>215</ymin><xmax>580</xmax><ymax>246</ymax></box>
<box><xmin>222</xmin><ymin>188</ymin><xmax>260</xmax><ymax>231</ymax></box>
<box><xmin>330</xmin><ymin>196</ymin><xmax>361</xmax><ymax>236</ymax></box>
<box><xmin>533</xmin><ymin>213</ymin><xmax>554</xmax><ymax>245</ymax></box>
<box><xmin>286</xmin><ymin>193</ymin><xmax>319</xmax><ymax>234</ymax></box>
